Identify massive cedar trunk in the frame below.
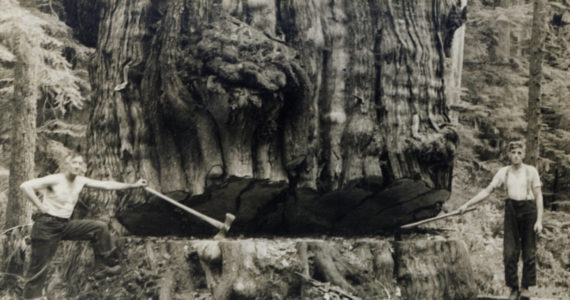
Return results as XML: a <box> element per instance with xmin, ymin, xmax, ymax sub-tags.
<box><xmin>82</xmin><ymin>0</ymin><xmax>466</xmax><ymax>236</ymax></box>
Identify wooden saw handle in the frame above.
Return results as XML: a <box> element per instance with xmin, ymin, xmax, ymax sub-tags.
<box><xmin>400</xmin><ymin>207</ymin><xmax>477</xmax><ymax>229</ymax></box>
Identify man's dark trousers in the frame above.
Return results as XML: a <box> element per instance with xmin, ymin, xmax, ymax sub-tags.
<box><xmin>23</xmin><ymin>214</ymin><xmax>115</xmax><ymax>299</ymax></box>
<box><xmin>504</xmin><ymin>199</ymin><xmax>537</xmax><ymax>289</ymax></box>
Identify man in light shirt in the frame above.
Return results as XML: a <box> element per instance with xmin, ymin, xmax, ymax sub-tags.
<box><xmin>459</xmin><ymin>140</ymin><xmax>543</xmax><ymax>300</ymax></box>
<box><xmin>20</xmin><ymin>154</ymin><xmax>147</xmax><ymax>299</ymax></box>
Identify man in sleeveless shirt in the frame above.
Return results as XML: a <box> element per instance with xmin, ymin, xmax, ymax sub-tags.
<box><xmin>459</xmin><ymin>140</ymin><xmax>543</xmax><ymax>300</ymax></box>
<box><xmin>19</xmin><ymin>154</ymin><xmax>147</xmax><ymax>299</ymax></box>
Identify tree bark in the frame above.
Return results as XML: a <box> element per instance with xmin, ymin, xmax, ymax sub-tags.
<box><xmin>27</xmin><ymin>237</ymin><xmax>478</xmax><ymax>299</ymax></box>
<box><xmin>395</xmin><ymin>239</ymin><xmax>478</xmax><ymax>300</ymax></box>
<box><xmin>492</xmin><ymin>14</ymin><xmax>511</xmax><ymax>63</ymax></box>
<box><xmin>497</xmin><ymin>0</ymin><xmax>526</xmax><ymax>8</ymax></box>
<box><xmin>77</xmin><ymin>0</ymin><xmax>467</xmax><ymax>235</ymax></box>
<box><xmin>526</xmin><ymin>0</ymin><xmax>546</xmax><ymax>166</ymax></box>
<box><xmin>445</xmin><ymin>0</ymin><xmax>467</xmax><ymax>123</ymax></box>
<box><xmin>1</xmin><ymin>25</ymin><xmax>39</xmax><ymax>297</ymax></box>
<box><xmin>5</xmin><ymin>28</ymin><xmax>38</xmax><ymax>229</ymax></box>
<box><xmin>192</xmin><ymin>239</ymin><xmax>399</xmax><ymax>300</ymax></box>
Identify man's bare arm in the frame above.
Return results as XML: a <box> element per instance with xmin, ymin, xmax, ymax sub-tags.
<box><xmin>459</xmin><ymin>185</ymin><xmax>494</xmax><ymax>213</ymax></box>
<box><xmin>19</xmin><ymin>175</ymin><xmax>59</xmax><ymax>213</ymax></box>
<box><xmin>533</xmin><ymin>185</ymin><xmax>543</xmax><ymax>233</ymax></box>
<box><xmin>83</xmin><ymin>178</ymin><xmax>147</xmax><ymax>190</ymax></box>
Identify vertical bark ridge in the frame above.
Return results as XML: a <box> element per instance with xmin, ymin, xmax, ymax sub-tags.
<box><xmin>323</xmin><ymin>0</ymin><xmax>348</xmax><ymax>191</ymax></box>
<box><xmin>340</xmin><ymin>0</ymin><xmax>380</xmax><ymax>188</ymax></box>
<box><xmin>87</xmin><ymin>0</ymin><xmax>155</xmax><ymax>215</ymax></box>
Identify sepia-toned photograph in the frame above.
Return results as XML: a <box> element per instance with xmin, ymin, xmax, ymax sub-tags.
<box><xmin>0</xmin><ymin>0</ymin><xmax>568</xmax><ymax>299</ymax></box>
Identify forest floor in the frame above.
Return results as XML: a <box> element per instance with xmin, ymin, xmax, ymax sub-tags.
<box><xmin>433</xmin><ymin>202</ymin><xmax>570</xmax><ymax>299</ymax></box>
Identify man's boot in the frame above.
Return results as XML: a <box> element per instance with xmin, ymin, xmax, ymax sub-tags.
<box><xmin>93</xmin><ymin>253</ymin><xmax>121</xmax><ymax>279</ymax></box>
<box><xmin>519</xmin><ymin>288</ymin><xmax>531</xmax><ymax>300</ymax></box>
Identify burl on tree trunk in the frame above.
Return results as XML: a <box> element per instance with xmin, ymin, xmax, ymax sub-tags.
<box><xmin>81</xmin><ymin>0</ymin><xmax>466</xmax><ymax>236</ymax></box>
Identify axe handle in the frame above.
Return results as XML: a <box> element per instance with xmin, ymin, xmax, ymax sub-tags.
<box><xmin>145</xmin><ymin>187</ymin><xmax>225</xmax><ymax>230</ymax></box>
<box><xmin>400</xmin><ymin>207</ymin><xmax>477</xmax><ymax>229</ymax></box>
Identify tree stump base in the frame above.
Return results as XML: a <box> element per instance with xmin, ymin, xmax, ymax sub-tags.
<box><xmin>29</xmin><ymin>236</ymin><xmax>478</xmax><ymax>299</ymax></box>
<box><xmin>395</xmin><ymin>239</ymin><xmax>478</xmax><ymax>299</ymax></box>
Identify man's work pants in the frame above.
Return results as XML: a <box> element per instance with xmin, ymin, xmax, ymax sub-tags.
<box><xmin>23</xmin><ymin>214</ymin><xmax>115</xmax><ymax>299</ymax></box>
<box><xmin>504</xmin><ymin>199</ymin><xmax>537</xmax><ymax>289</ymax></box>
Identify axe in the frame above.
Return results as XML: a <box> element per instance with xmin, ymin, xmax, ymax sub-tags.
<box><xmin>144</xmin><ymin>187</ymin><xmax>235</xmax><ymax>239</ymax></box>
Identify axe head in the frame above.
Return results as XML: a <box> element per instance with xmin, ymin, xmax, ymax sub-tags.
<box><xmin>213</xmin><ymin>213</ymin><xmax>236</xmax><ymax>240</ymax></box>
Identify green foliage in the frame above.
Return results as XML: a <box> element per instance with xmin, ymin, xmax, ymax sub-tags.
<box><xmin>37</xmin><ymin>119</ymin><xmax>85</xmax><ymax>138</ymax></box>
<box><xmin>454</xmin><ymin>2</ymin><xmax>570</xmax><ymax>295</ymax></box>
<box><xmin>464</xmin><ymin>4</ymin><xmax>533</xmax><ymax>63</ymax></box>
<box><xmin>0</xmin><ymin>0</ymin><xmax>91</xmax><ymax>171</ymax></box>
<box><xmin>460</xmin><ymin>0</ymin><xmax>570</xmax><ymax>197</ymax></box>
<box><xmin>0</xmin><ymin>0</ymin><xmax>90</xmax><ymax>116</ymax></box>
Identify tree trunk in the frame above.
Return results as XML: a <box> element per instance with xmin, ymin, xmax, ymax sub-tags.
<box><xmin>32</xmin><ymin>237</ymin><xmax>478</xmax><ymax>299</ymax></box>
<box><xmin>5</xmin><ymin>27</ymin><xmax>38</xmax><ymax>229</ymax></box>
<box><xmin>193</xmin><ymin>238</ymin><xmax>476</xmax><ymax>300</ymax></box>
<box><xmin>1</xmin><ymin>25</ymin><xmax>39</xmax><ymax>297</ymax></box>
<box><xmin>394</xmin><ymin>239</ymin><xmax>478</xmax><ymax>299</ymax></box>
<box><xmin>445</xmin><ymin>0</ymin><xmax>467</xmax><ymax>124</ymax></box>
<box><xmin>497</xmin><ymin>0</ymin><xmax>526</xmax><ymax>8</ymax></box>
<box><xmin>526</xmin><ymin>0</ymin><xmax>546</xmax><ymax>166</ymax></box>
<box><xmin>492</xmin><ymin>14</ymin><xmax>511</xmax><ymax>63</ymax></box>
<box><xmin>76</xmin><ymin>0</ymin><xmax>466</xmax><ymax>235</ymax></box>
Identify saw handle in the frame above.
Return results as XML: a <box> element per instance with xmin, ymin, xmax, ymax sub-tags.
<box><xmin>144</xmin><ymin>187</ymin><xmax>231</xmax><ymax>230</ymax></box>
<box><xmin>400</xmin><ymin>207</ymin><xmax>477</xmax><ymax>229</ymax></box>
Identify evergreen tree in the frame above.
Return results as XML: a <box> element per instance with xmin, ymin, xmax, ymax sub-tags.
<box><xmin>0</xmin><ymin>0</ymin><xmax>90</xmax><ymax>229</ymax></box>
<box><xmin>3</xmin><ymin>8</ymin><xmax>40</xmax><ymax>229</ymax></box>
<box><xmin>526</xmin><ymin>0</ymin><xmax>546</xmax><ymax>165</ymax></box>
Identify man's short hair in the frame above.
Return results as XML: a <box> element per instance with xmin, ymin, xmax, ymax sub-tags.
<box><xmin>508</xmin><ymin>140</ymin><xmax>526</xmax><ymax>151</ymax></box>
<box><xmin>64</xmin><ymin>152</ymin><xmax>85</xmax><ymax>167</ymax></box>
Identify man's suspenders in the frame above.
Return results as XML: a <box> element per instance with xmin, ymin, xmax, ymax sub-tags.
<box><xmin>526</xmin><ymin>167</ymin><xmax>532</xmax><ymax>200</ymax></box>
<box><xmin>505</xmin><ymin>166</ymin><xmax>510</xmax><ymax>197</ymax></box>
<box><xmin>505</xmin><ymin>165</ymin><xmax>533</xmax><ymax>200</ymax></box>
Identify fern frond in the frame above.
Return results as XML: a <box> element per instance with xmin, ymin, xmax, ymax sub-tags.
<box><xmin>0</xmin><ymin>0</ymin><xmax>89</xmax><ymax>117</ymax></box>
<box><xmin>37</xmin><ymin>119</ymin><xmax>86</xmax><ymax>138</ymax></box>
